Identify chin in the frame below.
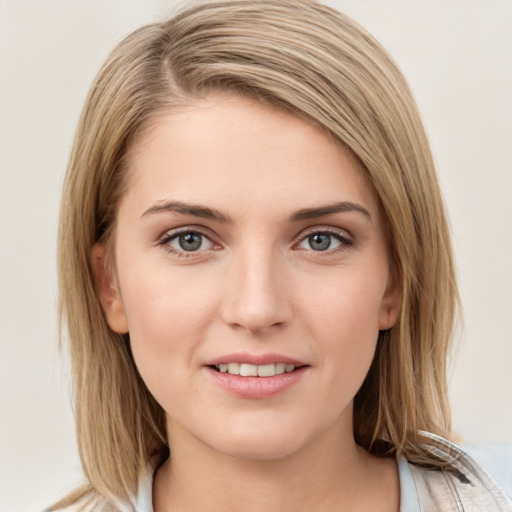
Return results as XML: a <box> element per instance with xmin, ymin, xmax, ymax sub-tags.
<box><xmin>217</xmin><ymin>436</ymin><xmax>304</xmax><ymax>461</ymax></box>
<box><xmin>202</xmin><ymin>420</ymin><xmax>314</xmax><ymax>461</ymax></box>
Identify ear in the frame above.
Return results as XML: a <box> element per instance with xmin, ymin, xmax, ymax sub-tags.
<box><xmin>91</xmin><ymin>243</ymin><xmax>129</xmax><ymax>334</ymax></box>
<box><xmin>378</xmin><ymin>267</ymin><xmax>402</xmax><ymax>331</ymax></box>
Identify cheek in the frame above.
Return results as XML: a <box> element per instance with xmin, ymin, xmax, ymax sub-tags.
<box><xmin>118</xmin><ymin>248</ymin><xmax>220</xmax><ymax>333</ymax></box>
<box><xmin>115</xmin><ymin>259</ymin><xmax>221</xmax><ymax>395</ymax></box>
<box><xmin>304</xmin><ymin>270</ymin><xmax>385</xmax><ymax>334</ymax></box>
<box><xmin>299</xmin><ymin>271</ymin><xmax>385</xmax><ymax>382</ymax></box>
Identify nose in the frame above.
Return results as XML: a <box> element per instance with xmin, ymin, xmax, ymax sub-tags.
<box><xmin>221</xmin><ymin>247</ymin><xmax>292</xmax><ymax>334</ymax></box>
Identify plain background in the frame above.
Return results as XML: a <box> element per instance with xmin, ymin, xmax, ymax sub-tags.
<box><xmin>1</xmin><ymin>1</ymin><xmax>511</xmax><ymax>510</ymax></box>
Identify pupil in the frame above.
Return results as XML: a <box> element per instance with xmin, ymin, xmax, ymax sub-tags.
<box><xmin>179</xmin><ymin>233</ymin><xmax>202</xmax><ymax>251</ymax></box>
<box><xmin>309</xmin><ymin>234</ymin><xmax>331</xmax><ymax>251</ymax></box>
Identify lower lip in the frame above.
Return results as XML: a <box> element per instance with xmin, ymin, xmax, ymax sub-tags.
<box><xmin>204</xmin><ymin>366</ymin><xmax>309</xmax><ymax>399</ymax></box>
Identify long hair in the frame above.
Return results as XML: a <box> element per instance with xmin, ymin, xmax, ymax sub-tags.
<box><xmin>54</xmin><ymin>0</ymin><xmax>459</xmax><ymax>508</ymax></box>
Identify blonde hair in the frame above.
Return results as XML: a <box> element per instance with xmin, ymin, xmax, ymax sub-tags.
<box><xmin>54</xmin><ymin>0</ymin><xmax>459</xmax><ymax>509</ymax></box>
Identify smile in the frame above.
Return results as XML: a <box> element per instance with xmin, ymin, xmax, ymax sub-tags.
<box><xmin>204</xmin><ymin>355</ymin><xmax>309</xmax><ymax>398</ymax></box>
<box><xmin>213</xmin><ymin>362</ymin><xmax>297</xmax><ymax>377</ymax></box>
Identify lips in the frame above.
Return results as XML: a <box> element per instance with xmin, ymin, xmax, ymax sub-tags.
<box><xmin>204</xmin><ymin>353</ymin><xmax>307</xmax><ymax>367</ymax></box>
<box><xmin>203</xmin><ymin>353</ymin><xmax>310</xmax><ymax>398</ymax></box>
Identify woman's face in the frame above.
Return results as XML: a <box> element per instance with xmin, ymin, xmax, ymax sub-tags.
<box><xmin>97</xmin><ymin>95</ymin><xmax>400</xmax><ymax>460</ymax></box>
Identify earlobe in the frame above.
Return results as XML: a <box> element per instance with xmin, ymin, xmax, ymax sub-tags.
<box><xmin>378</xmin><ymin>269</ymin><xmax>402</xmax><ymax>331</ymax></box>
<box><xmin>91</xmin><ymin>243</ymin><xmax>129</xmax><ymax>334</ymax></box>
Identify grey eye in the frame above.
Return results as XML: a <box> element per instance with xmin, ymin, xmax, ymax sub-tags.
<box><xmin>307</xmin><ymin>233</ymin><xmax>332</xmax><ymax>251</ymax></box>
<box><xmin>178</xmin><ymin>232</ymin><xmax>203</xmax><ymax>251</ymax></box>
<box><xmin>297</xmin><ymin>232</ymin><xmax>345</xmax><ymax>252</ymax></box>
<box><xmin>162</xmin><ymin>229</ymin><xmax>216</xmax><ymax>255</ymax></box>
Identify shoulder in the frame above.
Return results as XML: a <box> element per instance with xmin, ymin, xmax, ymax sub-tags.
<box><xmin>43</xmin><ymin>488</ymin><xmax>147</xmax><ymax>512</ymax></box>
<box><xmin>44</xmin><ymin>458</ymin><xmax>157</xmax><ymax>512</ymax></box>
<box><xmin>406</xmin><ymin>433</ymin><xmax>512</xmax><ymax>511</ymax></box>
<box><xmin>43</xmin><ymin>500</ymin><xmax>123</xmax><ymax>512</ymax></box>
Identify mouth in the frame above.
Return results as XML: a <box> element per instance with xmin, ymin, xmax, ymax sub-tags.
<box><xmin>209</xmin><ymin>362</ymin><xmax>304</xmax><ymax>377</ymax></box>
<box><xmin>203</xmin><ymin>353</ymin><xmax>310</xmax><ymax>397</ymax></box>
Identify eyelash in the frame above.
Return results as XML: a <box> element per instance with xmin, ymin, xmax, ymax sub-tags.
<box><xmin>296</xmin><ymin>228</ymin><xmax>354</xmax><ymax>255</ymax></box>
<box><xmin>156</xmin><ymin>227</ymin><xmax>354</xmax><ymax>258</ymax></box>
<box><xmin>156</xmin><ymin>227</ymin><xmax>217</xmax><ymax>257</ymax></box>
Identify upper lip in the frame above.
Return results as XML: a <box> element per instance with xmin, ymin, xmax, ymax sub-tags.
<box><xmin>204</xmin><ymin>352</ymin><xmax>309</xmax><ymax>367</ymax></box>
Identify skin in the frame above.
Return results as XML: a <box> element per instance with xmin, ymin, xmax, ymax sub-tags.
<box><xmin>94</xmin><ymin>95</ymin><xmax>401</xmax><ymax>511</ymax></box>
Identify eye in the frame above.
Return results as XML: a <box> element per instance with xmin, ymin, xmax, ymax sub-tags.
<box><xmin>296</xmin><ymin>230</ymin><xmax>352</xmax><ymax>252</ymax></box>
<box><xmin>159</xmin><ymin>229</ymin><xmax>216</xmax><ymax>255</ymax></box>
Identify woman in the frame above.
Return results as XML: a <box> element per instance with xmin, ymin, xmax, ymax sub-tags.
<box><xmin>51</xmin><ymin>0</ymin><xmax>511</xmax><ymax>510</ymax></box>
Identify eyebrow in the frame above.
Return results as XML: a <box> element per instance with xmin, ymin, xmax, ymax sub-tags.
<box><xmin>289</xmin><ymin>202</ymin><xmax>372</xmax><ymax>222</ymax></box>
<box><xmin>141</xmin><ymin>199</ymin><xmax>371</xmax><ymax>223</ymax></box>
<box><xmin>141</xmin><ymin>200</ymin><xmax>232</xmax><ymax>222</ymax></box>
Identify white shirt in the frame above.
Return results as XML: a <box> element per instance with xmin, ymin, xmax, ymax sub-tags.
<box><xmin>59</xmin><ymin>435</ymin><xmax>512</xmax><ymax>512</ymax></box>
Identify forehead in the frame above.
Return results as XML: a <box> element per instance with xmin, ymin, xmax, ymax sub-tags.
<box><xmin>121</xmin><ymin>95</ymin><xmax>379</xmax><ymax>221</ymax></box>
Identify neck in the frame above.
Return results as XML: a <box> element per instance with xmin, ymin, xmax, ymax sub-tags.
<box><xmin>153</xmin><ymin>416</ymin><xmax>399</xmax><ymax>512</ymax></box>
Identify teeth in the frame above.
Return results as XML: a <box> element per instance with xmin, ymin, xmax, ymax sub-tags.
<box><xmin>257</xmin><ymin>364</ymin><xmax>275</xmax><ymax>377</ymax></box>
<box><xmin>240</xmin><ymin>363</ymin><xmax>258</xmax><ymax>377</ymax></box>
<box><xmin>227</xmin><ymin>362</ymin><xmax>240</xmax><ymax>375</ymax></box>
<box><xmin>215</xmin><ymin>363</ymin><xmax>297</xmax><ymax>377</ymax></box>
